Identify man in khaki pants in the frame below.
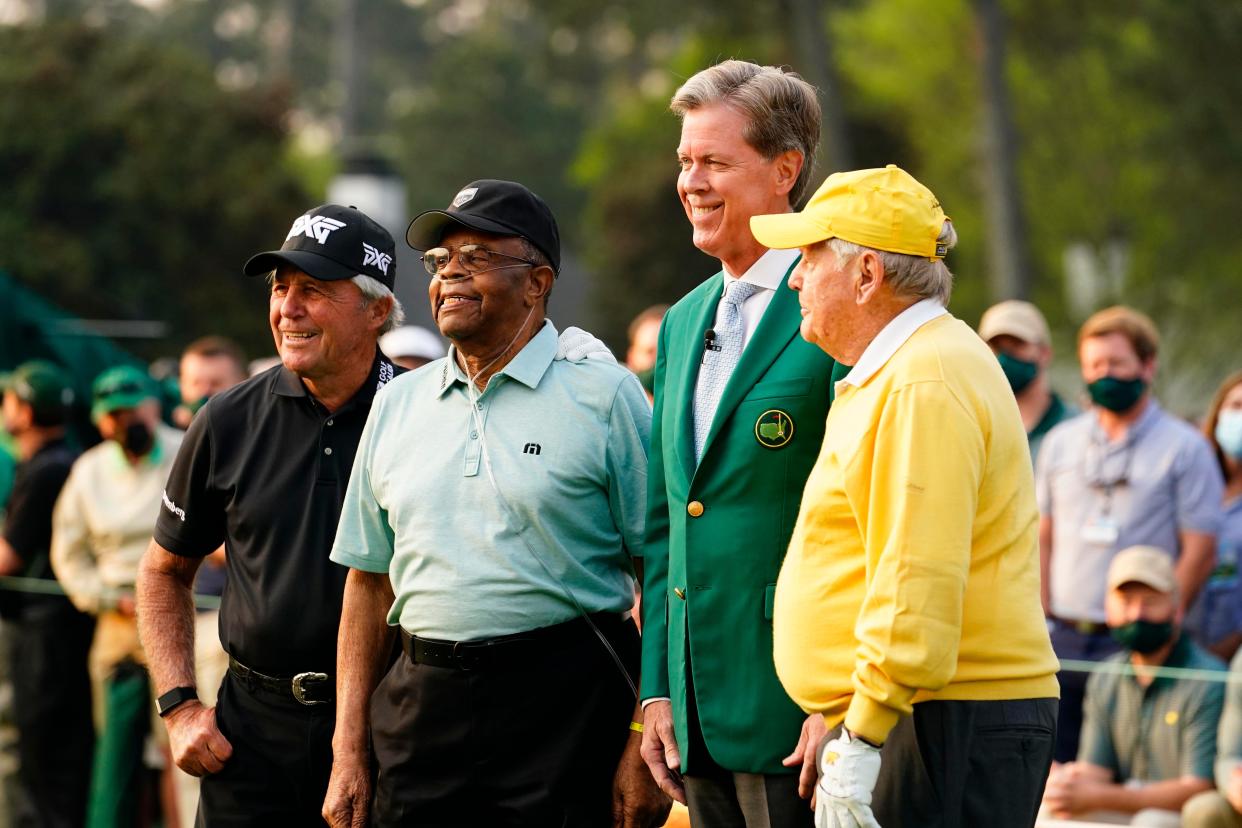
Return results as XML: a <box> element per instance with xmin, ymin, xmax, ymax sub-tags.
<box><xmin>52</xmin><ymin>365</ymin><xmax>184</xmax><ymax>825</ymax></box>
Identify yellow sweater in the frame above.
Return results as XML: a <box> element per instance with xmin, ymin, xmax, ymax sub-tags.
<box><xmin>773</xmin><ymin>313</ymin><xmax>1059</xmax><ymax>746</ymax></box>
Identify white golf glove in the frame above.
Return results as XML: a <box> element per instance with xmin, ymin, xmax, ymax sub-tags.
<box><xmin>816</xmin><ymin>730</ymin><xmax>883</xmax><ymax>828</ymax></box>
<box><xmin>555</xmin><ymin>326</ymin><xmax>616</xmax><ymax>363</ymax></box>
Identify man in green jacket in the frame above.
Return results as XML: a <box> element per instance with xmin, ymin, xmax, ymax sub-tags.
<box><xmin>639</xmin><ymin>59</ymin><xmax>838</xmax><ymax>827</ymax></box>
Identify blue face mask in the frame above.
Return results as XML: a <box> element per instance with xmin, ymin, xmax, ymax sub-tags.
<box><xmin>1216</xmin><ymin>410</ymin><xmax>1242</xmax><ymax>459</ymax></box>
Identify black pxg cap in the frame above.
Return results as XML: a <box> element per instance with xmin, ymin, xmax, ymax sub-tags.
<box><xmin>405</xmin><ymin>180</ymin><xmax>561</xmax><ymax>275</ymax></box>
<box><xmin>243</xmin><ymin>204</ymin><xmax>397</xmax><ymax>290</ymax></box>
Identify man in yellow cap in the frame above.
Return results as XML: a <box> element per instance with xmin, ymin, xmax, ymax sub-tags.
<box><xmin>752</xmin><ymin>165</ymin><xmax>1061</xmax><ymax>827</ymax></box>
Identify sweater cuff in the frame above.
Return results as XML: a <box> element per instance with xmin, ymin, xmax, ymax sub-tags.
<box><xmin>843</xmin><ymin>693</ymin><xmax>902</xmax><ymax>747</ymax></box>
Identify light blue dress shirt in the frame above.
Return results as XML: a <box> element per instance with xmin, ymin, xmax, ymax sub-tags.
<box><xmin>330</xmin><ymin>321</ymin><xmax>651</xmax><ymax>640</ymax></box>
<box><xmin>1037</xmin><ymin>400</ymin><xmax>1224</xmax><ymax>622</ymax></box>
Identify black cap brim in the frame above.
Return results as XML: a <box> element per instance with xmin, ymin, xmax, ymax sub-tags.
<box><xmin>404</xmin><ymin>210</ymin><xmax>524</xmax><ymax>251</ymax></box>
<box><xmin>243</xmin><ymin>249</ymin><xmax>359</xmax><ymax>282</ymax></box>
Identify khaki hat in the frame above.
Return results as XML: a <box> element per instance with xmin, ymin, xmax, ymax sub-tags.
<box><xmin>1107</xmin><ymin>545</ymin><xmax>1177</xmax><ymax>594</ymax></box>
<box><xmin>749</xmin><ymin>165</ymin><xmax>949</xmax><ymax>259</ymax></box>
<box><xmin>978</xmin><ymin>300</ymin><xmax>1051</xmax><ymax>347</ymax></box>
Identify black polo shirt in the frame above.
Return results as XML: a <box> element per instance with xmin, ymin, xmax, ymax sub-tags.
<box><xmin>1</xmin><ymin>438</ymin><xmax>79</xmax><ymax>619</ymax></box>
<box><xmin>154</xmin><ymin>351</ymin><xmax>401</xmax><ymax>675</ymax></box>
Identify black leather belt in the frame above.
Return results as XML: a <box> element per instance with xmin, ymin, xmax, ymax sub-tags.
<box><xmin>228</xmin><ymin>656</ymin><xmax>333</xmax><ymax>706</ymax></box>
<box><xmin>402</xmin><ymin>612</ymin><xmax>626</xmax><ymax>671</ymax></box>
<box><xmin>1050</xmin><ymin>616</ymin><xmax>1111</xmax><ymax>637</ymax></box>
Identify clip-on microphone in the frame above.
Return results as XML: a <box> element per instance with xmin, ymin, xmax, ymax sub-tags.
<box><xmin>702</xmin><ymin>329</ymin><xmax>722</xmax><ymax>363</ymax></box>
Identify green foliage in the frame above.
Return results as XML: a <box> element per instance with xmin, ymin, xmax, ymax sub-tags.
<box><xmin>0</xmin><ymin>21</ymin><xmax>309</xmax><ymax>361</ymax></box>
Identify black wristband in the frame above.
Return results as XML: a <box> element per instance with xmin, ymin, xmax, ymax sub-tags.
<box><xmin>156</xmin><ymin>686</ymin><xmax>198</xmax><ymax>717</ymax></box>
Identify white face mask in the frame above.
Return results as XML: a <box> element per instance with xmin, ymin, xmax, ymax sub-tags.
<box><xmin>1216</xmin><ymin>410</ymin><xmax>1242</xmax><ymax>460</ymax></box>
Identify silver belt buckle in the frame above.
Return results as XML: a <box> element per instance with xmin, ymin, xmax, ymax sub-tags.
<box><xmin>291</xmin><ymin>671</ymin><xmax>329</xmax><ymax>705</ymax></box>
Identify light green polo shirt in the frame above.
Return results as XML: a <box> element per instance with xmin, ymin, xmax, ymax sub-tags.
<box><xmin>330</xmin><ymin>321</ymin><xmax>651</xmax><ymax>640</ymax></box>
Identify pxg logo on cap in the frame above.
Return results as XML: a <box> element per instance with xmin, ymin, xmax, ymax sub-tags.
<box><xmin>244</xmin><ymin>204</ymin><xmax>397</xmax><ymax>290</ymax></box>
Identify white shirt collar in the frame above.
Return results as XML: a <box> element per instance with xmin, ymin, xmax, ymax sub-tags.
<box><xmin>721</xmin><ymin>247</ymin><xmax>799</xmax><ymax>292</ymax></box>
<box><xmin>838</xmin><ymin>299</ymin><xmax>947</xmax><ymax>393</ymax></box>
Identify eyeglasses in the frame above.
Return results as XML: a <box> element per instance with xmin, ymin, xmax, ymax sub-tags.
<box><xmin>421</xmin><ymin>244</ymin><xmax>537</xmax><ymax>278</ymax></box>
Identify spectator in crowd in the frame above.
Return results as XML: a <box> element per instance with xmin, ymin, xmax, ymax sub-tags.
<box><xmin>639</xmin><ymin>60</ymin><xmax>839</xmax><ymax>828</ymax></box>
<box><xmin>325</xmin><ymin>179</ymin><xmax>666</xmax><ymax>827</ymax></box>
<box><xmin>137</xmin><ymin>204</ymin><xmax>404</xmax><ymax>824</ymax></box>
<box><xmin>978</xmin><ymin>299</ymin><xmax>1078</xmax><ymax>463</ymax></box>
<box><xmin>755</xmin><ymin>165</ymin><xmax>1059</xmax><ymax>827</ymax></box>
<box><xmin>52</xmin><ymin>364</ymin><xmax>183</xmax><ymax>826</ymax></box>
<box><xmin>626</xmin><ymin>304</ymin><xmax>669</xmax><ymax>401</ymax></box>
<box><xmin>1038</xmin><ymin>305</ymin><xmax>1224</xmax><ymax>761</ymax></box>
<box><xmin>0</xmin><ymin>361</ymin><xmax>94</xmax><ymax>827</ymax></box>
<box><xmin>1182</xmin><ymin>648</ymin><xmax>1242</xmax><ymax>828</ymax></box>
<box><xmin>1043</xmin><ymin>545</ymin><xmax>1224</xmax><ymax>826</ymax></box>
<box><xmin>169</xmin><ymin>336</ymin><xmax>248</xmax><ymax>827</ymax></box>
<box><xmin>378</xmin><ymin>324</ymin><xmax>446</xmax><ymax>370</ymax></box>
<box><xmin>172</xmin><ymin>336</ymin><xmax>248</xmax><ymax>429</ymax></box>
<box><xmin>1185</xmin><ymin>371</ymin><xmax>1242</xmax><ymax>662</ymax></box>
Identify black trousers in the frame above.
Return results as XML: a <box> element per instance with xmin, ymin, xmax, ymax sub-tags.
<box><xmin>197</xmin><ymin>670</ymin><xmax>335</xmax><ymax>827</ymax></box>
<box><xmin>11</xmin><ymin>603</ymin><xmax>95</xmax><ymax>828</ymax></box>
<box><xmin>1049</xmin><ymin>623</ymin><xmax>1119</xmax><ymax>762</ymax></box>
<box><xmin>847</xmin><ymin>697</ymin><xmax>1057</xmax><ymax>828</ymax></box>
<box><xmin>370</xmin><ymin>615</ymin><xmax>639</xmax><ymax>827</ymax></box>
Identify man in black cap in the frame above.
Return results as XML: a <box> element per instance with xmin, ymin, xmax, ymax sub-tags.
<box><xmin>136</xmin><ymin>204</ymin><xmax>404</xmax><ymax>825</ymax></box>
<box><xmin>322</xmin><ymin>180</ymin><xmax>668</xmax><ymax>827</ymax></box>
<box><xmin>1</xmin><ymin>361</ymin><xmax>95</xmax><ymax>828</ymax></box>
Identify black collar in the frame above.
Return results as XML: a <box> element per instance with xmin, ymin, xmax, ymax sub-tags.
<box><xmin>269</xmin><ymin>349</ymin><xmax>398</xmax><ymax>411</ymax></box>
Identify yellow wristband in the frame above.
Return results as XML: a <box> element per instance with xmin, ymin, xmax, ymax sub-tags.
<box><xmin>629</xmin><ymin>721</ymin><xmax>644</xmax><ymax>733</ymax></box>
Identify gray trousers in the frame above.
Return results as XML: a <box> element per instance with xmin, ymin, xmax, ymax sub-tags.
<box><xmin>685</xmin><ymin>771</ymin><xmax>813</xmax><ymax>828</ymax></box>
<box><xmin>854</xmin><ymin>697</ymin><xmax>1057</xmax><ymax>828</ymax></box>
<box><xmin>681</xmin><ymin>658</ymin><xmax>813</xmax><ymax>828</ymax></box>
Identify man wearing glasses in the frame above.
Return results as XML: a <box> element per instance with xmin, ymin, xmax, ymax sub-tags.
<box><xmin>137</xmin><ymin>204</ymin><xmax>405</xmax><ymax>824</ymax></box>
<box><xmin>1037</xmin><ymin>305</ymin><xmax>1223</xmax><ymax>762</ymax></box>
<box><xmin>324</xmin><ymin>180</ymin><xmax>668</xmax><ymax>827</ymax></box>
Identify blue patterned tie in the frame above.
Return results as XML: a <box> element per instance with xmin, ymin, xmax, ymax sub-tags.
<box><xmin>693</xmin><ymin>280</ymin><xmax>762</xmax><ymax>462</ymax></box>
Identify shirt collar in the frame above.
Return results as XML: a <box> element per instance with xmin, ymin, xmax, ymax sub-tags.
<box><xmin>1029</xmin><ymin>392</ymin><xmax>1068</xmax><ymax>440</ymax></box>
<box><xmin>271</xmin><ymin>349</ymin><xmax>398</xmax><ymax>410</ymax></box>
<box><xmin>437</xmin><ymin>320</ymin><xmax>559</xmax><ymax>398</ymax></box>
<box><xmin>837</xmin><ymin>299</ymin><xmax>947</xmax><ymax>394</ymax></box>
<box><xmin>721</xmin><ymin>247</ymin><xmax>800</xmax><ymax>292</ymax></box>
<box><xmin>1090</xmin><ymin>398</ymin><xmax>1164</xmax><ymax>446</ymax></box>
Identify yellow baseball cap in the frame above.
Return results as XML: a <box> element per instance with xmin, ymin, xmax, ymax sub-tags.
<box><xmin>750</xmin><ymin>164</ymin><xmax>949</xmax><ymax>259</ymax></box>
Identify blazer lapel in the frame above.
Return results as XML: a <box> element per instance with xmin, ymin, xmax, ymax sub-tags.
<box><xmin>673</xmin><ymin>274</ymin><xmax>724</xmax><ymax>485</ymax></box>
<box><xmin>697</xmin><ymin>258</ymin><xmax>802</xmax><ymax>463</ymax></box>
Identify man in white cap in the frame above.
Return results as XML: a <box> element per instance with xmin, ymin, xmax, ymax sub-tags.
<box><xmin>978</xmin><ymin>299</ymin><xmax>1078</xmax><ymax>463</ymax></box>
<box><xmin>379</xmin><ymin>324</ymin><xmax>446</xmax><ymax>371</ymax></box>
<box><xmin>1043</xmin><ymin>545</ymin><xmax>1225</xmax><ymax>826</ymax></box>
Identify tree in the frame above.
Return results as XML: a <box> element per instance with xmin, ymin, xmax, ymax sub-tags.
<box><xmin>0</xmin><ymin>21</ymin><xmax>309</xmax><ymax>360</ymax></box>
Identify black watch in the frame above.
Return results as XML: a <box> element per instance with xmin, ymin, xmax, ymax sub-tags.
<box><xmin>156</xmin><ymin>686</ymin><xmax>198</xmax><ymax>717</ymax></box>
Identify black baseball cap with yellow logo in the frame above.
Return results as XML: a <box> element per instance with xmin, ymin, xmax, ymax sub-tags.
<box><xmin>243</xmin><ymin>204</ymin><xmax>397</xmax><ymax>290</ymax></box>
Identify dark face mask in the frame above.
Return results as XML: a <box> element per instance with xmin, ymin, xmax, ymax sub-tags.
<box><xmin>997</xmin><ymin>352</ymin><xmax>1039</xmax><ymax>394</ymax></box>
<box><xmin>1087</xmin><ymin>375</ymin><xmax>1146</xmax><ymax>413</ymax></box>
<box><xmin>119</xmin><ymin>421</ymin><xmax>154</xmax><ymax>456</ymax></box>
<box><xmin>187</xmin><ymin>395</ymin><xmax>210</xmax><ymax>417</ymax></box>
<box><xmin>1110</xmin><ymin>619</ymin><xmax>1175</xmax><ymax>654</ymax></box>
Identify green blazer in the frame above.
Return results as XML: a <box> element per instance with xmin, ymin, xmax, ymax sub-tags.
<box><xmin>640</xmin><ymin>261</ymin><xmax>837</xmax><ymax>774</ymax></box>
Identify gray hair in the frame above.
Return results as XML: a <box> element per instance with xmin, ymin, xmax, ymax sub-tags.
<box><xmin>827</xmin><ymin>221</ymin><xmax>958</xmax><ymax>306</ymax></box>
<box><xmin>671</xmin><ymin>60</ymin><xmax>822</xmax><ymax>205</ymax></box>
<box><xmin>351</xmin><ymin>275</ymin><xmax>405</xmax><ymax>334</ymax></box>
